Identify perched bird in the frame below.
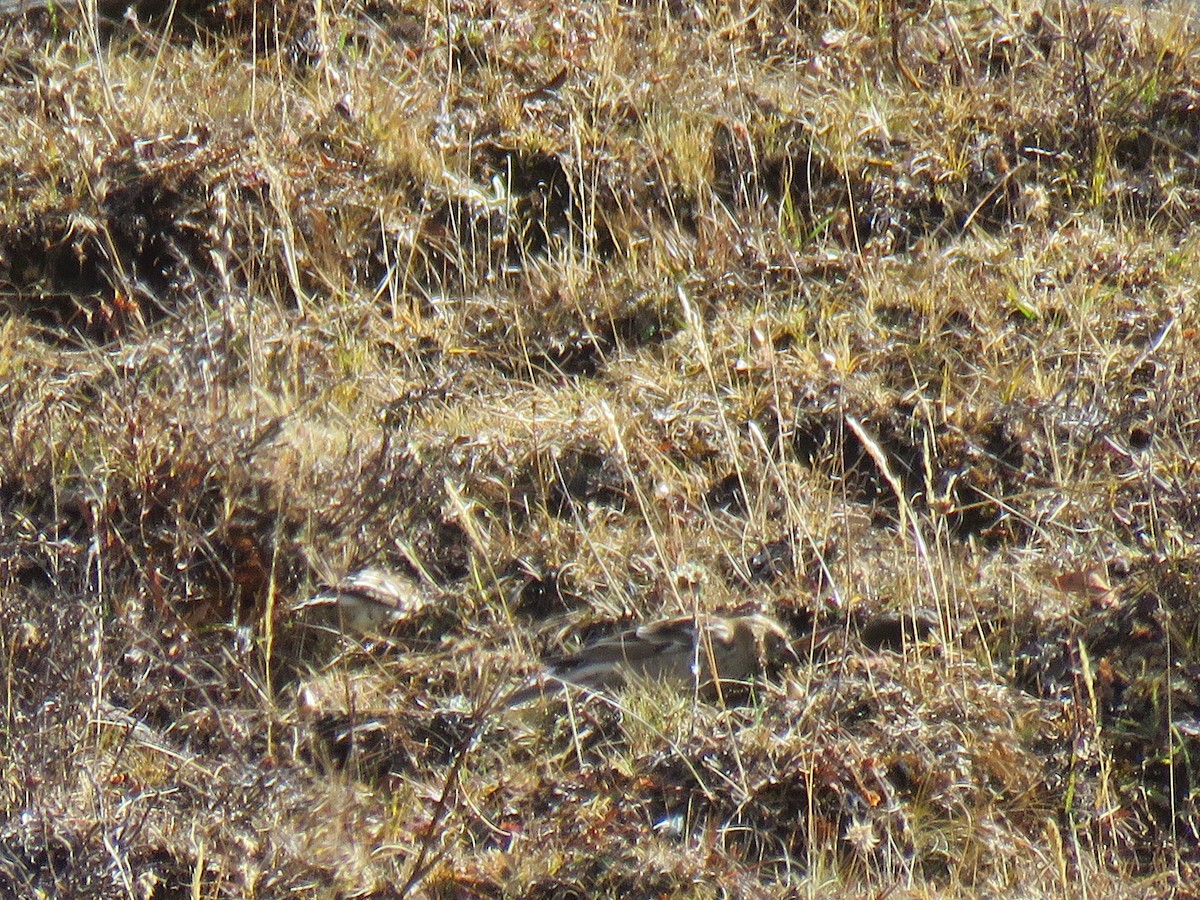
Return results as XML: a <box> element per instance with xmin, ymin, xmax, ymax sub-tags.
<box><xmin>505</xmin><ymin>613</ymin><xmax>794</xmax><ymax>706</ymax></box>
<box><xmin>291</xmin><ymin>567</ymin><xmax>431</xmax><ymax>636</ymax></box>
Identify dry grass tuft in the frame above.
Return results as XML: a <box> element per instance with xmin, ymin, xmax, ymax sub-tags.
<box><xmin>3</xmin><ymin>0</ymin><xmax>1200</xmax><ymax>895</ymax></box>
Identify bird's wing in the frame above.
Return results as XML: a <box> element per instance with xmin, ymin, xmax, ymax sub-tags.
<box><xmin>505</xmin><ymin>614</ymin><xmax>793</xmax><ymax>707</ymax></box>
<box><xmin>538</xmin><ymin>617</ymin><xmax>687</xmax><ymax>683</ymax></box>
<box><xmin>339</xmin><ymin>568</ymin><xmax>423</xmax><ymax>611</ymax></box>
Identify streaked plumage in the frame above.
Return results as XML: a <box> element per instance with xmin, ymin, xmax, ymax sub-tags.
<box><xmin>292</xmin><ymin>567</ymin><xmax>429</xmax><ymax>635</ymax></box>
<box><xmin>506</xmin><ymin>613</ymin><xmax>793</xmax><ymax>706</ymax></box>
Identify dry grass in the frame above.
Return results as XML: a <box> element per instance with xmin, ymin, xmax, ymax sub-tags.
<box><xmin>2</xmin><ymin>0</ymin><xmax>1200</xmax><ymax>896</ymax></box>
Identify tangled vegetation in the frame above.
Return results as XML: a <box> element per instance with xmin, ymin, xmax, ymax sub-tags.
<box><xmin>2</xmin><ymin>0</ymin><xmax>1199</xmax><ymax>896</ymax></box>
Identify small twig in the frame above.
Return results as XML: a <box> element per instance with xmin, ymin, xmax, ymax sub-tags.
<box><xmin>889</xmin><ymin>0</ymin><xmax>923</xmax><ymax>91</ymax></box>
<box><xmin>844</xmin><ymin>414</ymin><xmax>939</xmax><ymax>606</ymax></box>
<box><xmin>396</xmin><ymin>688</ymin><xmax>497</xmax><ymax>897</ymax></box>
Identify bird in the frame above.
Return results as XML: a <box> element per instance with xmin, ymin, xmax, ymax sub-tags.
<box><xmin>291</xmin><ymin>567</ymin><xmax>431</xmax><ymax>636</ymax></box>
<box><xmin>504</xmin><ymin>613</ymin><xmax>794</xmax><ymax>706</ymax></box>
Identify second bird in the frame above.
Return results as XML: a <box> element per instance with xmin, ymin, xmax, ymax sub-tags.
<box><xmin>506</xmin><ymin>613</ymin><xmax>793</xmax><ymax>706</ymax></box>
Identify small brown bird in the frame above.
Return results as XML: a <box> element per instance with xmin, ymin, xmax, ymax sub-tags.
<box><xmin>292</xmin><ymin>568</ymin><xmax>431</xmax><ymax>636</ymax></box>
<box><xmin>505</xmin><ymin>613</ymin><xmax>793</xmax><ymax>706</ymax></box>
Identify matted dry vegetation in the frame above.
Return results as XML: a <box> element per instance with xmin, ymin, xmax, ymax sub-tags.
<box><xmin>2</xmin><ymin>0</ymin><xmax>1200</xmax><ymax>896</ymax></box>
